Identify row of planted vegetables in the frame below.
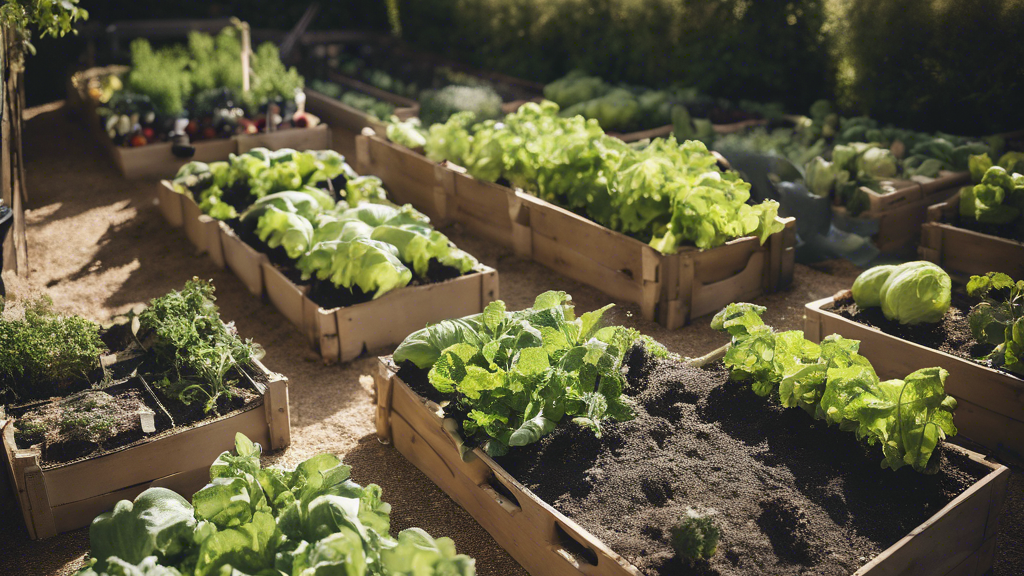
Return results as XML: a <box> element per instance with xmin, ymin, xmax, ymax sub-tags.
<box><xmin>5</xmin><ymin>23</ymin><xmax>1022</xmax><ymax>576</ymax></box>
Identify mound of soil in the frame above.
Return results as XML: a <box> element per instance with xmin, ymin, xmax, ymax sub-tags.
<box><xmin>404</xmin><ymin>347</ymin><xmax>989</xmax><ymax>576</ymax></box>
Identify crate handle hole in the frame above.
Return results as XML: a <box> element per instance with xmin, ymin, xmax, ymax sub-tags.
<box><xmin>554</xmin><ymin>521</ymin><xmax>599</xmax><ymax>567</ymax></box>
<box><xmin>481</xmin><ymin>475</ymin><xmax>521</xmax><ymax>515</ymax></box>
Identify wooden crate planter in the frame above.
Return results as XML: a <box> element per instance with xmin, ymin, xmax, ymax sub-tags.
<box><xmin>831</xmin><ymin>172</ymin><xmax>970</xmax><ymax>252</ymax></box>
<box><xmin>69</xmin><ymin>67</ymin><xmax>331</xmax><ymax>180</ymax></box>
<box><xmin>804</xmin><ymin>296</ymin><xmax>1024</xmax><ymax>464</ymax></box>
<box><xmin>1</xmin><ymin>360</ymin><xmax>290</xmax><ymax>540</ymax></box>
<box><xmin>157</xmin><ymin>180</ymin><xmax>500</xmax><ymax>364</ymax></box>
<box><xmin>373</xmin><ymin>357</ymin><xmax>1010</xmax><ymax>576</ymax></box>
<box><xmin>607</xmin><ymin>117</ymin><xmax>768</xmax><ymax>144</ymax></box>
<box><xmin>919</xmin><ymin>190</ymin><xmax>1024</xmax><ymax>281</ymax></box>
<box><xmin>305</xmin><ymin>71</ymin><xmax>419</xmax><ymax>138</ymax></box>
<box><xmin>356</xmin><ymin>131</ymin><xmax>796</xmax><ymax>329</ymax></box>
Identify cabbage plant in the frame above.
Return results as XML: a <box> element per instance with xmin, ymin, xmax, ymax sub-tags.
<box><xmin>852</xmin><ymin>261</ymin><xmax>951</xmax><ymax>325</ymax></box>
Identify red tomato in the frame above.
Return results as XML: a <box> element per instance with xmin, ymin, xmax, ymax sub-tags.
<box><xmin>142</xmin><ymin>128</ymin><xmax>155</xmax><ymax>141</ymax></box>
<box><xmin>186</xmin><ymin>120</ymin><xmax>199</xmax><ymax>135</ymax></box>
<box><xmin>202</xmin><ymin>127</ymin><xmax>218</xmax><ymax>140</ymax></box>
<box><xmin>130</xmin><ymin>134</ymin><xmax>148</xmax><ymax>147</ymax></box>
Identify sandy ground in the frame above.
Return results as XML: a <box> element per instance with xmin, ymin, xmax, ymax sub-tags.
<box><xmin>0</xmin><ymin>102</ymin><xmax>1020</xmax><ymax>575</ymax></box>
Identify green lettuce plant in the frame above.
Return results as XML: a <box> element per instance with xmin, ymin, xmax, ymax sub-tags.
<box><xmin>959</xmin><ymin>153</ymin><xmax>1024</xmax><ymax>235</ymax></box>
<box><xmin>76</xmin><ymin>433</ymin><xmax>475</xmax><ymax>576</ymax></box>
<box><xmin>172</xmin><ymin>150</ymin><xmax>479</xmax><ymax>303</ymax></box>
<box><xmin>851</xmin><ymin>261</ymin><xmax>951</xmax><ymax>325</ymax></box>
<box><xmin>711</xmin><ymin>303</ymin><xmax>957</xmax><ymax>473</ymax></box>
<box><xmin>394</xmin><ymin>291</ymin><xmax>672</xmax><ymax>456</ymax></box>
<box><xmin>414</xmin><ymin>101</ymin><xmax>783</xmax><ymax>254</ymax></box>
<box><xmin>967</xmin><ymin>272</ymin><xmax>1024</xmax><ymax>376</ymax></box>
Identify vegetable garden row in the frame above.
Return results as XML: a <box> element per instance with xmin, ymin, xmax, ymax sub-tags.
<box><xmin>1</xmin><ymin>20</ymin><xmax>1022</xmax><ymax>576</ymax></box>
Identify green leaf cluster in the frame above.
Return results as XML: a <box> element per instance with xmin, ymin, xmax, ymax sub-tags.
<box><xmin>851</xmin><ymin>261</ymin><xmax>951</xmax><ymax>325</ymax></box>
<box><xmin>959</xmin><ymin>153</ymin><xmax>1024</xmax><ymax>234</ymax></box>
<box><xmin>76</xmin><ymin>433</ymin><xmax>475</xmax><ymax>576</ymax></box>
<box><xmin>966</xmin><ymin>272</ymin><xmax>1024</xmax><ymax>376</ymax></box>
<box><xmin>173</xmin><ymin>151</ymin><xmax>478</xmax><ymax>300</ymax></box>
<box><xmin>414</xmin><ymin>101</ymin><xmax>783</xmax><ymax>253</ymax></box>
<box><xmin>137</xmin><ymin>279</ymin><xmax>262</xmax><ymax>414</ymax></box>
<box><xmin>124</xmin><ymin>26</ymin><xmax>303</xmax><ymax>117</ymax></box>
<box><xmin>0</xmin><ymin>295</ymin><xmax>103</xmax><ymax>403</ymax></box>
<box><xmin>395</xmin><ymin>292</ymin><xmax>675</xmax><ymax>456</ymax></box>
<box><xmin>419</xmin><ymin>85</ymin><xmax>503</xmax><ymax>126</ymax></box>
<box><xmin>711</xmin><ymin>302</ymin><xmax>957</xmax><ymax>473</ymax></box>
<box><xmin>670</xmin><ymin>508</ymin><xmax>720</xmax><ymax>562</ymax></box>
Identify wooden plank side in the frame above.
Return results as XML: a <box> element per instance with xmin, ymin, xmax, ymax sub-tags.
<box><xmin>931</xmin><ymin>224</ymin><xmax>1024</xmax><ymax>280</ymax></box>
<box><xmin>359</xmin><ymin>136</ymin><xmax>441</xmax><ymax>220</ymax></box>
<box><xmin>855</xmin><ymin>457</ymin><xmax>1005</xmax><ymax>576</ymax></box>
<box><xmin>236</xmin><ymin>124</ymin><xmax>331</xmax><ymax>153</ymax></box>
<box><xmin>51</xmin><ymin>466</ymin><xmax>211</xmax><ymax>536</ymax></box>
<box><xmin>41</xmin><ymin>405</ymin><xmax>270</xmax><ymax>509</ymax></box>
<box><xmin>116</xmin><ymin>138</ymin><xmax>236</xmax><ymax>180</ymax></box>
<box><xmin>806</xmin><ymin>298</ymin><xmax>1024</xmax><ymax>463</ymax></box>
<box><xmin>531</xmin><ymin>234</ymin><xmax>644</xmax><ymax>304</ymax></box>
<box><xmin>261</xmin><ymin>263</ymin><xmax>309</xmax><ymax>331</ymax></box>
<box><xmin>690</xmin><ymin>251</ymin><xmax>766</xmax><ymax>319</ymax></box>
<box><xmin>156</xmin><ymin>180</ymin><xmax>185</xmax><ymax>227</ymax></box>
<box><xmin>523</xmin><ymin>195</ymin><xmax>646</xmax><ymax>280</ymax></box>
<box><xmin>219</xmin><ymin>222</ymin><xmax>267</xmax><ymax>298</ymax></box>
<box><xmin>337</xmin><ymin>271</ymin><xmax>490</xmax><ymax>362</ymax></box>
<box><xmin>264</xmin><ymin>377</ymin><xmax>292</xmax><ymax>451</ymax></box>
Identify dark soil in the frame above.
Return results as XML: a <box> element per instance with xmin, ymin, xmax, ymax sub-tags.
<box><xmin>152</xmin><ymin>368</ymin><xmax>261</xmax><ymax>430</ymax></box>
<box><xmin>829</xmin><ymin>292</ymin><xmax>1005</xmax><ymax>370</ymax></box>
<box><xmin>400</xmin><ymin>348</ymin><xmax>989</xmax><ymax>575</ymax></box>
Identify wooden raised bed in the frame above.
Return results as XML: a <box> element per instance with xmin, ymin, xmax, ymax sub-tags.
<box><xmin>607</xmin><ymin>117</ymin><xmax>768</xmax><ymax>144</ymax></box>
<box><xmin>804</xmin><ymin>296</ymin><xmax>1024</xmax><ymax>464</ymax></box>
<box><xmin>356</xmin><ymin>131</ymin><xmax>796</xmax><ymax>329</ymax></box>
<box><xmin>830</xmin><ymin>171</ymin><xmax>970</xmax><ymax>252</ymax></box>
<box><xmin>305</xmin><ymin>86</ymin><xmax>418</xmax><ymax>141</ymax></box>
<box><xmin>919</xmin><ymin>190</ymin><xmax>1024</xmax><ymax>281</ymax></box>
<box><xmin>68</xmin><ymin>67</ymin><xmax>331</xmax><ymax>179</ymax></box>
<box><xmin>157</xmin><ymin>182</ymin><xmax>500</xmax><ymax>364</ymax></box>
<box><xmin>373</xmin><ymin>356</ymin><xmax>1010</xmax><ymax>576</ymax></box>
<box><xmin>1</xmin><ymin>359</ymin><xmax>290</xmax><ymax>539</ymax></box>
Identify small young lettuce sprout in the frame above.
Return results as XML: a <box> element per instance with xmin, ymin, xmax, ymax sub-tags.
<box><xmin>671</xmin><ymin>508</ymin><xmax>720</xmax><ymax>561</ymax></box>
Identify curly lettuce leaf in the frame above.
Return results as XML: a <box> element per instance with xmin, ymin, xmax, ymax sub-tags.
<box><xmin>296</xmin><ymin>238</ymin><xmax>412</xmax><ymax>298</ymax></box>
<box><xmin>370</xmin><ymin>224</ymin><xmax>478</xmax><ymax>277</ymax></box>
<box><xmin>255</xmin><ymin>206</ymin><xmax>314</xmax><ymax>259</ymax></box>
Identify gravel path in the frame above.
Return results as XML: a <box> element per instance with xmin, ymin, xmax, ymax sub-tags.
<box><xmin>0</xmin><ymin>101</ymin><xmax>1019</xmax><ymax>576</ymax></box>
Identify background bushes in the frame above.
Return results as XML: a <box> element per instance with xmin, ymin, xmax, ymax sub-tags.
<box><xmin>26</xmin><ymin>0</ymin><xmax>1023</xmax><ymax>135</ymax></box>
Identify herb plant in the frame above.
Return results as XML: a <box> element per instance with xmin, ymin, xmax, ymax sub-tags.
<box><xmin>394</xmin><ymin>291</ymin><xmax>673</xmax><ymax>456</ymax></box>
<box><xmin>966</xmin><ymin>272</ymin><xmax>1024</xmax><ymax>376</ymax></box>
<box><xmin>711</xmin><ymin>303</ymin><xmax>957</xmax><ymax>473</ymax></box>
<box><xmin>136</xmin><ymin>278</ymin><xmax>261</xmax><ymax>414</ymax></box>
<box><xmin>76</xmin><ymin>433</ymin><xmax>475</xmax><ymax>576</ymax></box>
<box><xmin>0</xmin><ymin>295</ymin><xmax>103</xmax><ymax>402</ymax></box>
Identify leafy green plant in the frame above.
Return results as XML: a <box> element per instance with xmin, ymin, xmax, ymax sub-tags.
<box><xmin>851</xmin><ymin>261</ymin><xmax>952</xmax><ymax>325</ymax></box>
<box><xmin>670</xmin><ymin>508</ymin><xmax>720</xmax><ymax>562</ymax></box>
<box><xmin>173</xmin><ymin>150</ymin><xmax>479</xmax><ymax>302</ymax></box>
<box><xmin>136</xmin><ymin>279</ymin><xmax>261</xmax><ymax>414</ymax></box>
<box><xmin>0</xmin><ymin>295</ymin><xmax>103</xmax><ymax>402</ymax></box>
<box><xmin>959</xmin><ymin>154</ymin><xmax>1024</xmax><ymax>236</ymax></box>
<box><xmin>711</xmin><ymin>302</ymin><xmax>957</xmax><ymax>473</ymax></box>
<box><xmin>419</xmin><ymin>85</ymin><xmax>503</xmax><ymax>126</ymax></box>
<box><xmin>394</xmin><ymin>291</ymin><xmax>673</xmax><ymax>456</ymax></box>
<box><xmin>76</xmin><ymin>433</ymin><xmax>475</xmax><ymax>576</ymax></box>
<box><xmin>0</xmin><ymin>0</ymin><xmax>88</xmax><ymax>68</ymax></box>
<box><xmin>966</xmin><ymin>272</ymin><xmax>1024</xmax><ymax>376</ymax></box>
<box><xmin>413</xmin><ymin>101</ymin><xmax>783</xmax><ymax>254</ymax></box>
